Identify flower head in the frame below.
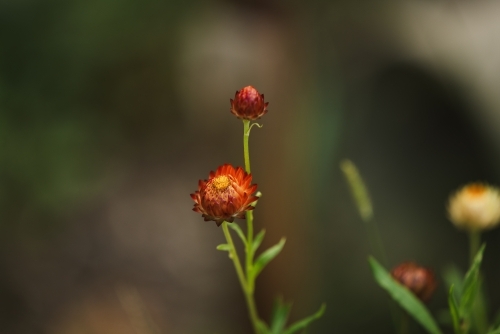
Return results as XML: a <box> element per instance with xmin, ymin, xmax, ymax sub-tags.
<box><xmin>448</xmin><ymin>183</ymin><xmax>500</xmax><ymax>232</ymax></box>
<box><xmin>230</xmin><ymin>86</ymin><xmax>268</xmax><ymax>120</ymax></box>
<box><xmin>391</xmin><ymin>262</ymin><xmax>437</xmax><ymax>302</ymax></box>
<box><xmin>190</xmin><ymin>164</ymin><xmax>258</xmax><ymax>226</ymax></box>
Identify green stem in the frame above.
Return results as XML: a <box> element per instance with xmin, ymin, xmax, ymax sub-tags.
<box><xmin>469</xmin><ymin>231</ymin><xmax>480</xmax><ymax>266</ymax></box>
<box><xmin>243</xmin><ymin>120</ymin><xmax>251</xmax><ymax>173</ymax></box>
<box><xmin>400</xmin><ymin>311</ymin><xmax>409</xmax><ymax>334</ymax></box>
<box><xmin>222</xmin><ymin>222</ymin><xmax>260</xmax><ymax>334</ymax></box>
<box><xmin>222</xmin><ymin>222</ymin><xmax>247</xmax><ymax>289</ymax></box>
<box><xmin>367</xmin><ymin>218</ymin><xmax>388</xmax><ymax>267</ymax></box>
<box><xmin>468</xmin><ymin>230</ymin><xmax>488</xmax><ymax>333</ymax></box>
<box><xmin>246</xmin><ymin>211</ymin><xmax>255</xmax><ymax>287</ymax></box>
<box><xmin>241</xmin><ymin>119</ymin><xmax>261</xmax><ymax>332</ymax></box>
<box><xmin>243</xmin><ymin>119</ymin><xmax>255</xmax><ymax>287</ymax></box>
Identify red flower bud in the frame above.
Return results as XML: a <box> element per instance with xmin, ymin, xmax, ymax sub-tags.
<box><xmin>391</xmin><ymin>262</ymin><xmax>437</xmax><ymax>302</ymax></box>
<box><xmin>230</xmin><ymin>86</ymin><xmax>268</xmax><ymax>120</ymax></box>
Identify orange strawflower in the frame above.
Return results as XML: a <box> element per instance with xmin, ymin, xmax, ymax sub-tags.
<box><xmin>230</xmin><ymin>86</ymin><xmax>268</xmax><ymax>120</ymax></box>
<box><xmin>191</xmin><ymin>164</ymin><xmax>258</xmax><ymax>226</ymax></box>
<box><xmin>391</xmin><ymin>262</ymin><xmax>437</xmax><ymax>302</ymax></box>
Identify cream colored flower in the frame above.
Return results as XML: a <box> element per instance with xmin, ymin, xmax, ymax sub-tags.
<box><xmin>448</xmin><ymin>183</ymin><xmax>500</xmax><ymax>231</ymax></box>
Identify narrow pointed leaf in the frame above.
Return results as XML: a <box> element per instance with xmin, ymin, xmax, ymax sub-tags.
<box><xmin>216</xmin><ymin>244</ymin><xmax>230</xmax><ymax>251</ymax></box>
<box><xmin>369</xmin><ymin>257</ymin><xmax>443</xmax><ymax>334</ymax></box>
<box><xmin>459</xmin><ymin>244</ymin><xmax>485</xmax><ymax>316</ymax></box>
<box><xmin>227</xmin><ymin>223</ymin><xmax>247</xmax><ymax>247</ymax></box>
<box><xmin>253</xmin><ymin>238</ymin><xmax>286</xmax><ymax>278</ymax></box>
<box><xmin>252</xmin><ymin>229</ymin><xmax>266</xmax><ymax>254</ymax></box>
<box><xmin>283</xmin><ymin>303</ymin><xmax>326</xmax><ymax>334</ymax></box>
<box><xmin>448</xmin><ymin>285</ymin><xmax>461</xmax><ymax>334</ymax></box>
<box><xmin>270</xmin><ymin>297</ymin><xmax>292</xmax><ymax>334</ymax></box>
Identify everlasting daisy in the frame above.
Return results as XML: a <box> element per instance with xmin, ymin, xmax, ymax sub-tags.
<box><xmin>448</xmin><ymin>183</ymin><xmax>500</xmax><ymax>232</ymax></box>
<box><xmin>191</xmin><ymin>164</ymin><xmax>258</xmax><ymax>226</ymax></box>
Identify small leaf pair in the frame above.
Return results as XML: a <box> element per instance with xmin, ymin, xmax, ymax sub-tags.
<box><xmin>218</xmin><ymin>222</ymin><xmax>286</xmax><ymax>280</ymax></box>
<box><xmin>227</xmin><ymin>222</ymin><xmax>265</xmax><ymax>254</ymax></box>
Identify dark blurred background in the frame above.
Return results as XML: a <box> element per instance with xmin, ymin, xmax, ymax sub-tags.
<box><xmin>2</xmin><ymin>0</ymin><xmax>500</xmax><ymax>333</ymax></box>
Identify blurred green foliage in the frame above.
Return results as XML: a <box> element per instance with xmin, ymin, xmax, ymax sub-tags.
<box><xmin>0</xmin><ymin>0</ymin><xmax>193</xmax><ymax>234</ymax></box>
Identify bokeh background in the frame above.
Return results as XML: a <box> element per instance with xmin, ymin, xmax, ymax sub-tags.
<box><xmin>2</xmin><ymin>0</ymin><xmax>500</xmax><ymax>333</ymax></box>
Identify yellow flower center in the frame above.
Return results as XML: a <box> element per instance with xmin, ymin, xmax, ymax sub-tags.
<box><xmin>211</xmin><ymin>175</ymin><xmax>231</xmax><ymax>193</ymax></box>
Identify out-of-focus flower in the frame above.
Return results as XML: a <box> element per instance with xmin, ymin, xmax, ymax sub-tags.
<box><xmin>391</xmin><ymin>262</ymin><xmax>437</xmax><ymax>302</ymax></box>
<box><xmin>448</xmin><ymin>183</ymin><xmax>500</xmax><ymax>232</ymax></box>
<box><xmin>191</xmin><ymin>164</ymin><xmax>258</xmax><ymax>226</ymax></box>
<box><xmin>230</xmin><ymin>86</ymin><xmax>268</xmax><ymax>120</ymax></box>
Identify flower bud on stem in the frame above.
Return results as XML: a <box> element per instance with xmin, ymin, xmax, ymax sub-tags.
<box><xmin>193</xmin><ymin>87</ymin><xmax>324</xmax><ymax>333</ymax></box>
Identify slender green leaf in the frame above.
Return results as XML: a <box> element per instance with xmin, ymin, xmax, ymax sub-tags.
<box><xmin>253</xmin><ymin>238</ymin><xmax>286</xmax><ymax>278</ymax></box>
<box><xmin>216</xmin><ymin>244</ymin><xmax>230</xmax><ymax>251</ymax></box>
<box><xmin>448</xmin><ymin>285</ymin><xmax>461</xmax><ymax>334</ymax></box>
<box><xmin>459</xmin><ymin>244</ymin><xmax>486</xmax><ymax>316</ymax></box>
<box><xmin>227</xmin><ymin>223</ymin><xmax>247</xmax><ymax>247</ymax></box>
<box><xmin>283</xmin><ymin>303</ymin><xmax>326</xmax><ymax>334</ymax></box>
<box><xmin>270</xmin><ymin>297</ymin><xmax>292</xmax><ymax>334</ymax></box>
<box><xmin>252</xmin><ymin>229</ymin><xmax>266</xmax><ymax>254</ymax></box>
<box><xmin>369</xmin><ymin>257</ymin><xmax>443</xmax><ymax>334</ymax></box>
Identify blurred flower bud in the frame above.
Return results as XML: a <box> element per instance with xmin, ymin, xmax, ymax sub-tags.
<box><xmin>230</xmin><ymin>86</ymin><xmax>268</xmax><ymax>120</ymax></box>
<box><xmin>391</xmin><ymin>262</ymin><xmax>437</xmax><ymax>302</ymax></box>
<box><xmin>448</xmin><ymin>183</ymin><xmax>500</xmax><ymax>232</ymax></box>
